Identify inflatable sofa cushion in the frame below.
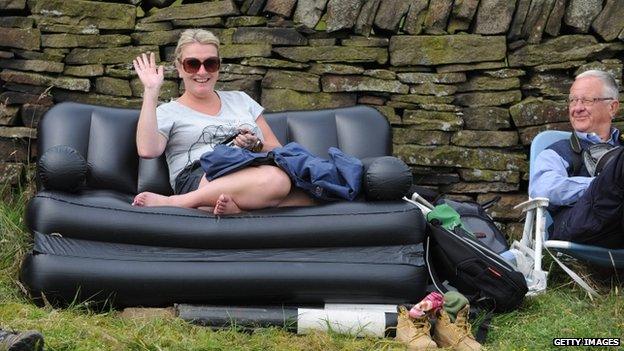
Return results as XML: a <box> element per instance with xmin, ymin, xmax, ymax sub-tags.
<box><xmin>27</xmin><ymin>190</ymin><xmax>426</xmax><ymax>250</ymax></box>
<box><xmin>21</xmin><ymin>232</ymin><xmax>427</xmax><ymax>307</ymax></box>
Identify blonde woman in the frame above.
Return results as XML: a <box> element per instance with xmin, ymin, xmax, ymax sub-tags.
<box><xmin>132</xmin><ymin>29</ymin><xmax>313</xmax><ymax>214</ymax></box>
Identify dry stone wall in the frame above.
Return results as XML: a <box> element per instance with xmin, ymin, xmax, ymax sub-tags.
<box><xmin>2</xmin><ymin>0</ymin><xmax>624</xmax><ymax>235</ymax></box>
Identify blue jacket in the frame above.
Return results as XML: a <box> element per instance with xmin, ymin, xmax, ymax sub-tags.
<box><xmin>200</xmin><ymin>142</ymin><xmax>363</xmax><ymax>201</ymax></box>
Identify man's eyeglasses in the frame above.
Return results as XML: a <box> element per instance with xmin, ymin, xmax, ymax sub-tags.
<box><xmin>567</xmin><ymin>97</ymin><xmax>614</xmax><ymax>106</ymax></box>
<box><xmin>180</xmin><ymin>57</ymin><xmax>220</xmax><ymax>74</ymax></box>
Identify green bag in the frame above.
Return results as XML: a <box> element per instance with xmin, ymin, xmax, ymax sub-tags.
<box><xmin>426</xmin><ymin>204</ymin><xmax>474</xmax><ymax>237</ymax></box>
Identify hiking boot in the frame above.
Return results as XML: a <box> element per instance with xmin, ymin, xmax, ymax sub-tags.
<box><xmin>395</xmin><ymin>306</ymin><xmax>438</xmax><ymax>350</ymax></box>
<box><xmin>433</xmin><ymin>306</ymin><xmax>481</xmax><ymax>351</ymax></box>
<box><xmin>0</xmin><ymin>329</ymin><xmax>44</xmax><ymax>351</ymax></box>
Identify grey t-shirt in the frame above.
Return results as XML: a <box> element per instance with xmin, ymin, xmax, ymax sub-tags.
<box><xmin>156</xmin><ymin>90</ymin><xmax>265</xmax><ymax>189</ymax></box>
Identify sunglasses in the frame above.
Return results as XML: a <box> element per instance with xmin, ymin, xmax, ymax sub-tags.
<box><xmin>180</xmin><ymin>57</ymin><xmax>220</xmax><ymax>74</ymax></box>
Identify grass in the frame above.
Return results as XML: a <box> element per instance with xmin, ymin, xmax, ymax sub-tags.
<box><xmin>0</xmin><ymin>185</ymin><xmax>622</xmax><ymax>350</ymax></box>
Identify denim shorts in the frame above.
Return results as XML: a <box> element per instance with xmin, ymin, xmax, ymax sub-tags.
<box><xmin>174</xmin><ymin>161</ymin><xmax>204</xmax><ymax>195</ymax></box>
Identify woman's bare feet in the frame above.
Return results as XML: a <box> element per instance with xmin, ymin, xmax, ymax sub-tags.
<box><xmin>132</xmin><ymin>192</ymin><xmax>176</xmax><ymax>207</ymax></box>
<box><xmin>213</xmin><ymin>194</ymin><xmax>242</xmax><ymax>215</ymax></box>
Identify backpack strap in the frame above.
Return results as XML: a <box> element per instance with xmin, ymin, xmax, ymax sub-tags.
<box><xmin>569</xmin><ymin>132</ymin><xmax>583</xmax><ymax>176</ymax></box>
<box><xmin>478</xmin><ymin>195</ymin><xmax>501</xmax><ymax>210</ymax></box>
<box><xmin>470</xmin><ymin>302</ymin><xmax>494</xmax><ymax>343</ymax></box>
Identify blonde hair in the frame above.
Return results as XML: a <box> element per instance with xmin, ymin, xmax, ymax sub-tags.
<box><xmin>174</xmin><ymin>29</ymin><xmax>220</xmax><ymax>61</ymax></box>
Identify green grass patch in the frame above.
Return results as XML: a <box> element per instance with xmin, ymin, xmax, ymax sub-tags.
<box><xmin>0</xmin><ymin>185</ymin><xmax>622</xmax><ymax>350</ymax></box>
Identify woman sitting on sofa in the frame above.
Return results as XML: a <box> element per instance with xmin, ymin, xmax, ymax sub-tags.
<box><xmin>131</xmin><ymin>29</ymin><xmax>314</xmax><ymax>215</ymax></box>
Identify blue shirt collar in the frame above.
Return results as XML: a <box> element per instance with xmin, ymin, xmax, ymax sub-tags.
<box><xmin>574</xmin><ymin>128</ymin><xmax>620</xmax><ymax>145</ymax></box>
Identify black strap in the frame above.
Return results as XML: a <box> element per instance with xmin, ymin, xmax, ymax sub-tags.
<box><xmin>569</xmin><ymin>132</ymin><xmax>583</xmax><ymax>176</ymax></box>
<box><xmin>466</xmin><ymin>296</ymin><xmax>495</xmax><ymax>343</ymax></box>
<box><xmin>474</xmin><ymin>307</ymin><xmax>494</xmax><ymax>343</ymax></box>
<box><xmin>478</xmin><ymin>195</ymin><xmax>501</xmax><ymax>210</ymax></box>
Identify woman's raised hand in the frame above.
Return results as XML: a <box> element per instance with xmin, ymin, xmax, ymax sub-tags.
<box><xmin>133</xmin><ymin>52</ymin><xmax>164</xmax><ymax>92</ymax></box>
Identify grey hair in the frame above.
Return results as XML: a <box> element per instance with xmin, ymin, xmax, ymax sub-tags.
<box><xmin>575</xmin><ymin>69</ymin><xmax>619</xmax><ymax>99</ymax></box>
<box><xmin>174</xmin><ymin>29</ymin><xmax>220</xmax><ymax>62</ymax></box>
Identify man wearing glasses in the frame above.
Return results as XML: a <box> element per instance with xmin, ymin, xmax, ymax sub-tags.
<box><xmin>530</xmin><ymin>69</ymin><xmax>624</xmax><ymax>248</ymax></box>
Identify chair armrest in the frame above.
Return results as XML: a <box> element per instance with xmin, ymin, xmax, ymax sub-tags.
<box><xmin>513</xmin><ymin>197</ymin><xmax>549</xmax><ymax>212</ymax></box>
<box><xmin>514</xmin><ymin>197</ymin><xmax>550</xmax><ymax>274</ymax></box>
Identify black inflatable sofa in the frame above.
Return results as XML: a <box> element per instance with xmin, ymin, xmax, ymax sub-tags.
<box><xmin>20</xmin><ymin>102</ymin><xmax>428</xmax><ymax>308</ymax></box>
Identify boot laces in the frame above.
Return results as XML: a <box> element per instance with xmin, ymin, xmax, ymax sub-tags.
<box><xmin>410</xmin><ymin>318</ymin><xmax>431</xmax><ymax>338</ymax></box>
<box><xmin>455</xmin><ymin>318</ymin><xmax>476</xmax><ymax>341</ymax></box>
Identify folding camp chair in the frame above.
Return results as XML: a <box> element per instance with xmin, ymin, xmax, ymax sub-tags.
<box><xmin>515</xmin><ymin>130</ymin><xmax>624</xmax><ymax>296</ymax></box>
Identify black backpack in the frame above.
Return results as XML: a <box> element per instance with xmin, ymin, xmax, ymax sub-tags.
<box><xmin>426</xmin><ymin>219</ymin><xmax>527</xmax><ymax>312</ymax></box>
<box><xmin>435</xmin><ymin>197</ymin><xmax>509</xmax><ymax>254</ymax></box>
<box><xmin>407</xmin><ymin>188</ymin><xmax>526</xmax><ymax>311</ymax></box>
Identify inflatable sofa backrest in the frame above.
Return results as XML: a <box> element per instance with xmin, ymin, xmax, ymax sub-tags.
<box><xmin>38</xmin><ymin>102</ymin><xmax>391</xmax><ymax>196</ymax></box>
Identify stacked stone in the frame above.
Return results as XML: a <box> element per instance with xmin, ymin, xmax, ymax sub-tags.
<box><xmin>1</xmin><ymin>0</ymin><xmax>624</xmax><ymax>236</ymax></box>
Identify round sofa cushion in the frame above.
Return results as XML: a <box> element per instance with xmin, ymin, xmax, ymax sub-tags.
<box><xmin>363</xmin><ymin>156</ymin><xmax>413</xmax><ymax>201</ymax></box>
<box><xmin>38</xmin><ymin>145</ymin><xmax>88</xmax><ymax>192</ymax></box>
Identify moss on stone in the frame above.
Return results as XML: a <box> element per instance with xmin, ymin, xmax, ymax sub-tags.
<box><xmin>262</xmin><ymin>70</ymin><xmax>320</xmax><ymax>92</ymax></box>
<box><xmin>308</xmin><ymin>63</ymin><xmax>364</xmax><ymax>75</ymax></box>
<box><xmin>130</xmin><ymin>30</ymin><xmax>183</xmax><ymax>46</ymax></box>
<box><xmin>392</xmin><ymin>127</ymin><xmax>450</xmax><ymax>145</ymax></box>
<box><xmin>394</xmin><ymin>144</ymin><xmax>527</xmax><ymax>171</ymax></box>
<box><xmin>0</xmin><ymin>69</ymin><xmax>89</xmax><ymax>92</ymax></box>
<box><xmin>274</xmin><ymin>46</ymin><xmax>387</xmax><ymax>64</ymax></box>
<box><xmin>141</xmin><ymin>0</ymin><xmax>238</xmax><ymax>23</ymax></box>
<box><xmin>42</xmin><ymin>34</ymin><xmax>131</xmax><ymax>48</ymax></box>
<box><xmin>0</xmin><ymin>59</ymin><xmax>64</xmax><ymax>73</ymax></box>
<box><xmin>389</xmin><ymin>35</ymin><xmax>506</xmax><ymax>66</ymax></box>
<box><xmin>0</xmin><ymin>28</ymin><xmax>40</xmax><ymax>50</ymax></box>
<box><xmin>170</xmin><ymin>17</ymin><xmax>224</xmax><ymax>27</ymax></box>
<box><xmin>374</xmin><ymin>106</ymin><xmax>401</xmax><ymax>124</ymax></box>
<box><xmin>509</xmin><ymin>97</ymin><xmax>568</xmax><ymax>127</ymax></box>
<box><xmin>241</xmin><ymin>57</ymin><xmax>308</xmax><ymax>69</ymax></box>
<box><xmin>225</xmin><ymin>16</ymin><xmax>267</xmax><ymax>27</ymax></box>
<box><xmin>321</xmin><ymin>75</ymin><xmax>408</xmax><ymax>93</ymax></box>
<box><xmin>33</xmin><ymin>0</ymin><xmax>136</xmax><ymax>30</ymax></box>
<box><xmin>391</xmin><ymin>94</ymin><xmax>454</xmax><ymax>105</ymax></box>
<box><xmin>459</xmin><ymin>169</ymin><xmax>520</xmax><ymax>183</ymax></box>
<box><xmin>64</xmin><ymin>65</ymin><xmax>104</xmax><ymax>77</ymax></box>
<box><xmin>261</xmin><ymin>88</ymin><xmax>356</xmax><ymax>112</ymax></box>
<box><xmin>441</xmin><ymin>181</ymin><xmax>519</xmax><ymax>194</ymax></box>
<box><xmin>462</xmin><ymin>107</ymin><xmax>511</xmax><ymax>130</ymax></box>
<box><xmin>402</xmin><ymin>110</ymin><xmax>463</xmax><ymax>131</ymax></box>
<box><xmin>65</xmin><ymin>46</ymin><xmax>159</xmax><ymax>65</ymax></box>
<box><xmin>409</xmin><ymin>83</ymin><xmax>457</xmax><ymax>96</ymax></box>
<box><xmin>220</xmin><ymin>44</ymin><xmax>272</xmax><ymax>59</ymax></box>
<box><xmin>95</xmin><ymin>77</ymin><xmax>132</xmax><ymax>97</ymax></box>
<box><xmin>451</xmin><ymin>130</ymin><xmax>519</xmax><ymax>147</ymax></box>
<box><xmin>457</xmin><ymin>77</ymin><xmax>520</xmax><ymax>92</ymax></box>
<box><xmin>454</xmin><ymin>90</ymin><xmax>522</xmax><ymax>107</ymax></box>
<box><xmin>397</xmin><ymin>72</ymin><xmax>466</xmax><ymax>84</ymax></box>
<box><xmin>53</xmin><ymin>89</ymin><xmax>142</xmax><ymax>109</ymax></box>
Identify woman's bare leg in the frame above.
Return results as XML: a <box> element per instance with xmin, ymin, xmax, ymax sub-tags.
<box><xmin>200</xmin><ymin>180</ymin><xmax>314</xmax><ymax>214</ymax></box>
<box><xmin>133</xmin><ymin>165</ymin><xmax>291</xmax><ymax>212</ymax></box>
<box><xmin>277</xmin><ymin>188</ymin><xmax>318</xmax><ymax>207</ymax></box>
